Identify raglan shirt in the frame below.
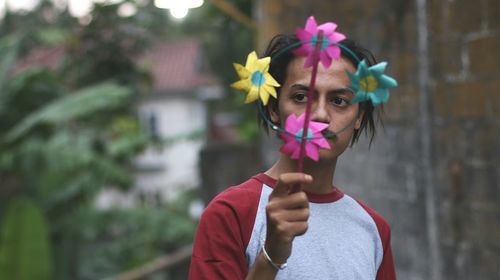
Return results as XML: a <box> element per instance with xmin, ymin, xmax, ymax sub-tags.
<box><xmin>189</xmin><ymin>173</ymin><xmax>396</xmax><ymax>280</ymax></box>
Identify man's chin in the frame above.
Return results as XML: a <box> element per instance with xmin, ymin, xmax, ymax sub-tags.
<box><xmin>312</xmin><ymin>149</ymin><xmax>340</xmax><ymax>164</ymax></box>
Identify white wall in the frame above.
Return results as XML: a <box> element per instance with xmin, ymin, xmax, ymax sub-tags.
<box><xmin>136</xmin><ymin>97</ymin><xmax>206</xmax><ymax>199</ymax></box>
<box><xmin>95</xmin><ymin>96</ymin><xmax>207</xmax><ymax>209</ymax></box>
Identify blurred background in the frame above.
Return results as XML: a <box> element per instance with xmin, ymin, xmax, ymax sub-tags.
<box><xmin>0</xmin><ymin>0</ymin><xmax>498</xmax><ymax>279</ymax></box>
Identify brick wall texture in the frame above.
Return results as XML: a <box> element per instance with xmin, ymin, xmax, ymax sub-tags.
<box><xmin>255</xmin><ymin>0</ymin><xmax>500</xmax><ymax>279</ymax></box>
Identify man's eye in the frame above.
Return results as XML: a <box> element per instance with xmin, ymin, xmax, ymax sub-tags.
<box><xmin>293</xmin><ymin>93</ymin><xmax>308</xmax><ymax>103</ymax></box>
<box><xmin>331</xmin><ymin>96</ymin><xmax>349</xmax><ymax>107</ymax></box>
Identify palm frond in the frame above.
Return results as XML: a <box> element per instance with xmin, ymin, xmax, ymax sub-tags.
<box><xmin>5</xmin><ymin>82</ymin><xmax>132</xmax><ymax>142</ymax></box>
<box><xmin>0</xmin><ymin>36</ymin><xmax>21</xmax><ymax>110</ymax></box>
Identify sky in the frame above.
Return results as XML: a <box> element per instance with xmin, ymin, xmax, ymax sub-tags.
<box><xmin>0</xmin><ymin>0</ymin><xmax>203</xmax><ymax>20</ymax></box>
<box><xmin>0</xmin><ymin>0</ymin><xmax>134</xmax><ymax>19</ymax></box>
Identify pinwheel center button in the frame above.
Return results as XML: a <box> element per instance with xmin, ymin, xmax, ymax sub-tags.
<box><xmin>360</xmin><ymin>75</ymin><xmax>378</xmax><ymax>92</ymax></box>
<box><xmin>251</xmin><ymin>71</ymin><xmax>266</xmax><ymax>86</ymax></box>
<box><xmin>295</xmin><ymin>128</ymin><xmax>314</xmax><ymax>143</ymax></box>
<box><xmin>311</xmin><ymin>34</ymin><xmax>330</xmax><ymax>50</ymax></box>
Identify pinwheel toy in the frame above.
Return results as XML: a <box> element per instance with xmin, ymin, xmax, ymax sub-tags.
<box><xmin>231</xmin><ymin>51</ymin><xmax>280</xmax><ymax>105</ymax></box>
<box><xmin>231</xmin><ymin>16</ymin><xmax>398</xmax><ymax>192</ymax></box>
<box><xmin>294</xmin><ymin>16</ymin><xmax>346</xmax><ymax>68</ymax></box>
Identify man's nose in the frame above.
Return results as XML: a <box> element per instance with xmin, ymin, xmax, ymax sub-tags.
<box><xmin>311</xmin><ymin>99</ymin><xmax>330</xmax><ymax>123</ymax></box>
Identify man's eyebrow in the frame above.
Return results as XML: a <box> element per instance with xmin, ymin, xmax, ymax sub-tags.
<box><xmin>290</xmin><ymin>84</ymin><xmax>309</xmax><ymax>91</ymax></box>
<box><xmin>290</xmin><ymin>84</ymin><xmax>354</xmax><ymax>95</ymax></box>
<box><xmin>329</xmin><ymin>87</ymin><xmax>354</xmax><ymax>95</ymax></box>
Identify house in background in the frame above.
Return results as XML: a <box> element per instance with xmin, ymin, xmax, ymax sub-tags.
<box><xmin>96</xmin><ymin>39</ymin><xmax>223</xmax><ymax>208</ymax></box>
<box><xmin>133</xmin><ymin>39</ymin><xmax>221</xmax><ymax>201</ymax></box>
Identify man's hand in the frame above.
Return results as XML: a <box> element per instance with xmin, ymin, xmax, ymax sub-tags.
<box><xmin>264</xmin><ymin>173</ymin><xmax>312</xmax><ymax>264</ymax></box>
<box><xmin>246</xmin><ymin>173</ymin><xmax>312</xmax><ymax>280</ymax></box>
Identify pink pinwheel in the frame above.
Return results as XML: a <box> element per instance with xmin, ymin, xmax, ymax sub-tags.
<box><xmin>279</xmin><ymin>113</ymin><xmax>331</xmax><ymax>161</ymax></box>
<box><xmin>294</xmin><ymin>16</ymin><xmax>346</xmax><ymax>69</ymax></box>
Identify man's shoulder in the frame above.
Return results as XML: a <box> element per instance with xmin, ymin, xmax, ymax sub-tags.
<box><xmin>347</xmin><ymin>195</ymin><xmax>391</xmax><ymax>239</ymax></box>
<box><xmin>214</xmin><ymin>175</ymin><xmax>265</xmax><ymax>201</ymax></box>
<box><xmin>353</xmin><ymin>198</ymin><xmax>389</xmax><ymax>224</ymax></box>
<box><xmin>205</xmin><ymin>174</ymin><xmax>266</xmax><ymax>214</ymax></box>
<box><xmin>198</xmin><ymin>175</ymin><xmax>266</xmax><ymax>249</ymax></box>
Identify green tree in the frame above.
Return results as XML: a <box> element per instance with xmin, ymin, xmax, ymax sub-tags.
<box><xmin>0</xmin><ymin>1</ymin><xmax>256</xmax><ymax>278</ymax></box>
<box><xmin>181</xmin><ymin>0</ymin><xmax>258</xmax><ymax>141</ymax></box>
<box><xmin>0</xmin><ymin>2</ymin><xmax>153</xmax><ymax>279</ymax></box>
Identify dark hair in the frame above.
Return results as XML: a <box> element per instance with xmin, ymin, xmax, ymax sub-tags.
<box><xmin>258</xmin><ymin>34</ymin><xmax>382</xmax><ymax>146</ymax></box>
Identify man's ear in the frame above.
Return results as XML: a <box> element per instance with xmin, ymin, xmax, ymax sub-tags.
<box><xmin>269</xmin><ymin>103</ymin><xmax>280</xmax><ymax>124</ymax></box>
<box><xmin>354</xmin><ymin>109</ymin><xmax>364</xmax><ymax>130</ymax></box>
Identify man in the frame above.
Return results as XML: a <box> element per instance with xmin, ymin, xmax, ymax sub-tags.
<box><xmin>189</xmin><ymin>31</ymin><xmax>396</xmax><ymax>280</ymax></box>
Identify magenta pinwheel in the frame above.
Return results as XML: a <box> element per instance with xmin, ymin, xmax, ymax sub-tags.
<box><xmin>294</xmin><ymin>16</ymin><xmax>346</xmax><ymax>69</ymax></box>
<box><xmin>279</xmin><ymin>113</ymin><xmax>331</xmax><ymax>161</ymax></box>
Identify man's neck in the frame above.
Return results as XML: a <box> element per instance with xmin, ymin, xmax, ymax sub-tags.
<box><xmin>265</xmin><ymin>154</ymin><xmax>337</xmax><ymax>194</ymax></box>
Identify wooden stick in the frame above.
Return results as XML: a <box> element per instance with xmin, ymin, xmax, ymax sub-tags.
<box><xmin>290</xmin><ymin>31</ymin><xmax>324</xmax><ymax>193</ymax></box>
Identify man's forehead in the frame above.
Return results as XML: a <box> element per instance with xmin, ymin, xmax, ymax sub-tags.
<box><xmin>285</xmin><ymin>56</ymin><xmax>354</xmax><ymax>85</ymax></box>
<box><xmin>287</xmin><ymin>56</ymin><xmax>355</xmax><ymax>77</ymax></box>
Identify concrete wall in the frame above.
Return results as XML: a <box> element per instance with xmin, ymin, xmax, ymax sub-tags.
<box><xmin>255</xmin><ymin>0</ymin><xmax>500</xmax><ymax>279</ymax></box>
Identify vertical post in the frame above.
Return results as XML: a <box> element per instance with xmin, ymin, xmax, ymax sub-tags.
<box><xmin>415</xmin><ymin>0</ymin><xmax>443</xmax><ymax>279</ymax></box>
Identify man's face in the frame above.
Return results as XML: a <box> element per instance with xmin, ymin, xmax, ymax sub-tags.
<box><xmin>271</xmin><ymin>56</ymin><xmax>363</xmax><ymax>162</ymax></box>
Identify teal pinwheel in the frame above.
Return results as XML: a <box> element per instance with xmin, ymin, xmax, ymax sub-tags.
<box><xmin>347</xmin><ymin>60</ymin><xmax>398</xmax><ymax>106</ymax></box>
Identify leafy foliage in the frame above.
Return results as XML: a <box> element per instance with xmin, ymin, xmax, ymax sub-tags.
<box><xmin>0</xmin><ymin>35</ymin><xmax>20</xmax><ymax>96</ymax></box>
<box><xmin>0</xmin><ymin>197</ymin><xmax>53</xmax><ymax>280</ymax></box>
<box><xmin>78</xmin><ymin>191</ymin><xmax>197</xmax><ymax>279</ymax></box>
<box><xmin>0</xmin><ymin>2</ymin><xmax>155</xmax><ymax>279</ymax></box>
<box><xmin>172</xmin><ymin>0</ymin><xmax>259</xmax><ymax>142</ymax></box>
<box><xmin>62</xmin><ymin>3</ymin><xmax>151</xmax><ymax>89</ymax></box>
<box><xmin>5</xmin><ymin>82</ymin><xmax>133</xmax><ymax>142</ymax></box>
<box><xmin>0</xmin><ymin>0</ymin><xmax>257</xmax><ymax>279</ymax></box>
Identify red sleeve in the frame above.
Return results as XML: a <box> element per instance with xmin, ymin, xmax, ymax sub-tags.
<box><xmin>375</xmin><ymin>221</ymin><xmax>396</xmax><ymax>280</ymax></box>
<box><xmin>356</xmin><ymin>200</ymin><xmax>397</xmax><ymax>280</ymax></box>
<box><xmin>188</xmin><ymin>179</ymin><xmax>262</xmax><ymax>280</ymax></box>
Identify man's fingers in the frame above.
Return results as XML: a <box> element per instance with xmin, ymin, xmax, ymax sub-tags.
<box><xmin>277</xmin><ymin>208</ymin><xmax>309</xmax><ymax>222</ymax></box>
<box><xmin>272</xmin><ymin>173</ymin><xmax>313</xmax><ymax>197</ymax></box>
<box><xmin>278</xmin><ymin>221</ymin><xmax>309</xmax><ymax>238</ymax></box>
<box><xmin>267</xmin><ymin>191</ymin><xmax>309</xmax><ymax>211</ymax></box>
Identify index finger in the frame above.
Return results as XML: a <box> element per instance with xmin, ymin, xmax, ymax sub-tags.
<box><xmin>272</xmin><ymin>173</ymin><xmax>313</xmax><ymax>197</ymax></box>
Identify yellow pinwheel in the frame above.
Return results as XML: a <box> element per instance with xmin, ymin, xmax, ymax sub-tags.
<box><xmin>231</xmin><ymin>51</ymin><xmax>280</xmax><ymax>105</ymax></box>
